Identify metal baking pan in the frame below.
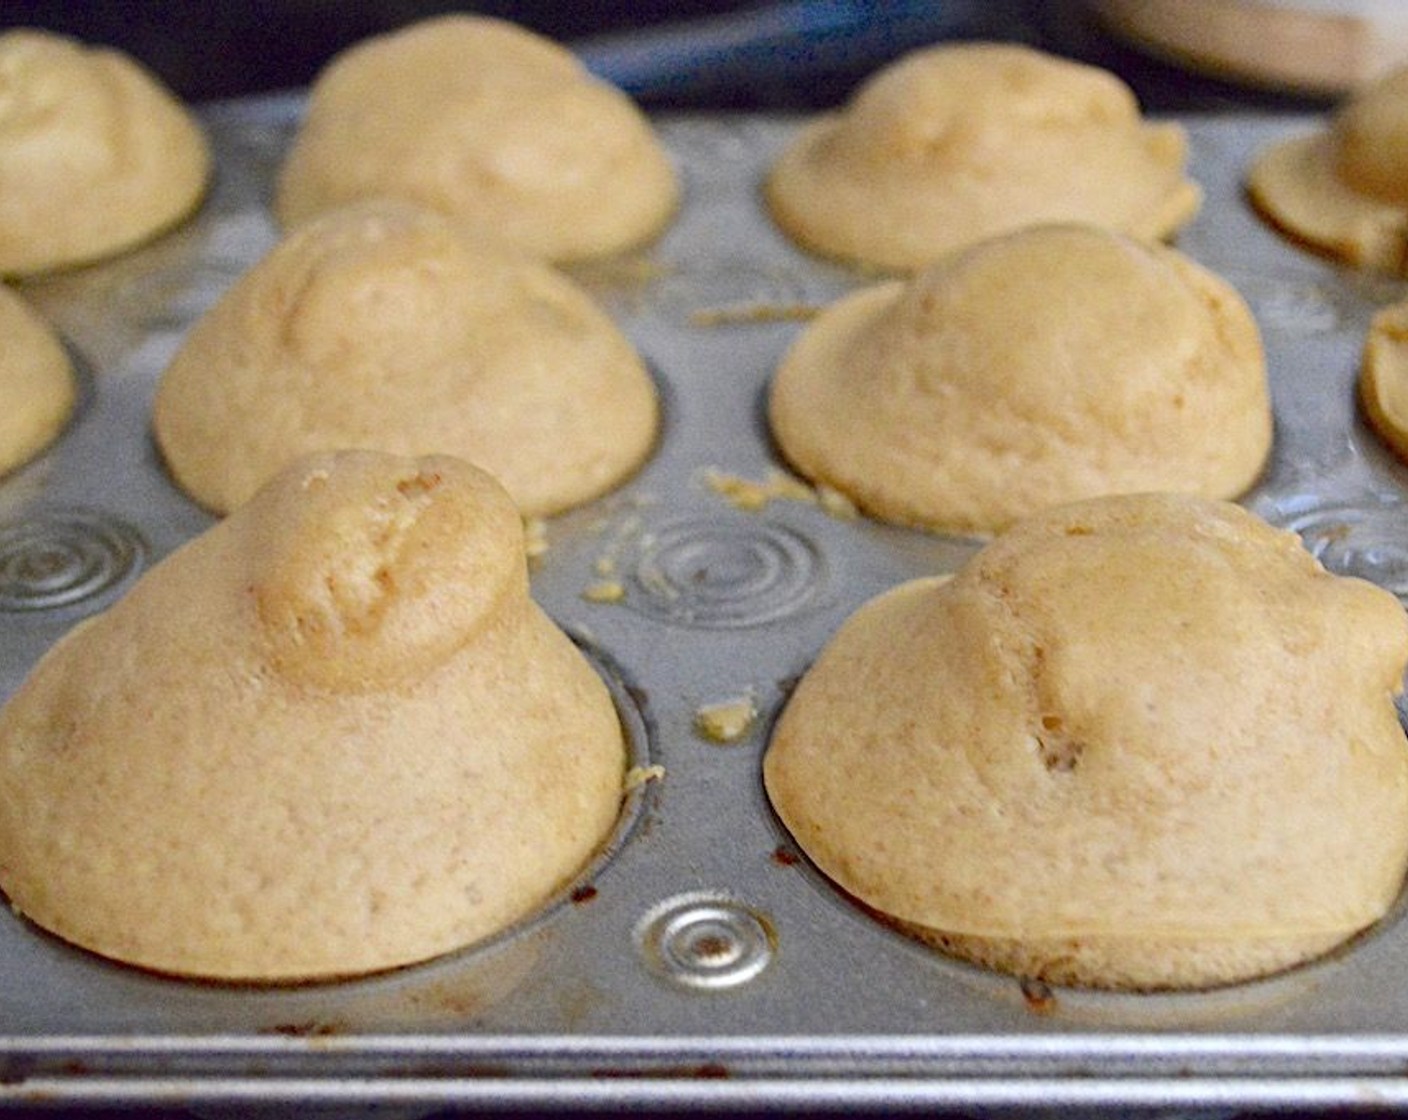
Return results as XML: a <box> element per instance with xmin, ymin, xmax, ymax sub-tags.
<box><xmin>4</xmin><ymin>95</ymin><xmax>1408</xmax><ymax>1114</ymax></box>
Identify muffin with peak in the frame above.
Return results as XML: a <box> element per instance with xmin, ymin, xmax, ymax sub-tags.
<box><xmin>765</xmin><ymin>492</ymin><xmax>1408</xmax><ymax>991</ymax></box>
<box><xmin>0</xmin><ymin>449</ymin><xmax>628</xmax><ymax>982</ymax></box>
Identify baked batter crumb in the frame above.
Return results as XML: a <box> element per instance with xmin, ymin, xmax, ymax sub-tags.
<box><xmin>693</xmin><ymin>695</ymin><xmax>758</xmax><ymax>743</ymax></box>
<box><xmin>703</xmin><ymin>467</ymin><xmax>817</xmax><ymax>512</ymax></box>
<box><xmin>582</xmin><ymin>579</ymin><xmax>626</xmax><ymax>604</ymax></box>
<box><xmin>688</xmin><ymin>302</ymin><xmax>821</xmax><ymax>327</ymax></box>
<box><xmin>523</xmin><ymin>518</ymin><xmax>549</xmax><ymax>561</ymax></box>
<box><xmin>624</xmin><ymin>763</ymin><xmax>666</xmax><ymax>791</ymax></box>
<box><xmin>815</xmin><ymin>484</ymin><xmax>858</xmax><ymax>520</ymax></box>
<box><xmin>590</xmin><ymin>509</ymin><xmax>648</xmax><ymax>561</ymax></box>
<box><xmin>1020</xmin><ymin>978</ymin><xmax>1058</xmax><ymax>1015</ymax></box>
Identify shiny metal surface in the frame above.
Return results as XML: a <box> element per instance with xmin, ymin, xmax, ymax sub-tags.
<box><xmin>2</xmin><ymin>96</ymin><xmax>1408</xmax><ymax>1111</ymax></box>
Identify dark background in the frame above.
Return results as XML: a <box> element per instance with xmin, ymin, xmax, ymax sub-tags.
<box><xmin>0</xmin><ymin>0</ymin><xmax>1333</xmax><ymax>114</ymax></box>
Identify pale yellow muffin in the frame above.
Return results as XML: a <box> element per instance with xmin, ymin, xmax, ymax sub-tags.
<box><xmin>153</xmin><ymin>200</ymin><xmax>659</xmax><ymax>517</ymax></box>
<box><xmin>0</xmin><ymin>450</ymin><xmax>627</xmax><ymax>981</ymax></box>
<box><xmin>1249</xmin><ymin>66</ymin><xmax>1408</xmax><ymax>273</ymax></box>
<box><xmin>768</xmin><ymin>224</ymin><xmax>1271</xmax><ymax>537</ymax></box>
<box><xmin>764</xmin><ymin>493</ymin><xmax>1408</xmax><ymax>991</ymax></box>
<box><xmin>0</xmin><ymin>29</ymin><xmax>210</xmax><ymax>277</ymax></box>
<box><xmin>1361</xmin><ymin>299</ymin><xmax>1408</xmax><ymax>460</ymax></box>
<box><xmin>0</xmin><ymin>285</ymin><xmax>74</xmax><ymax>475</ymax></box>
<box><xmin>764</xmin><ymin>42</ymin><xmax>1200</xmax><ymax>272</ymax></box>
<box><xmin>275</xmin><ymin>15</ymin><xmax>679</xmax><ymax>263</ymax></box>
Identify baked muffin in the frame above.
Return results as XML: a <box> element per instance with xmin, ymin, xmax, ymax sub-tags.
<box><xmin>768</xmin><ymin>224</ymin><xmax>1271</xmax><ymax>537</ymax></box>
<box><xmin>0</xmin><ymin>450</ymin><xmax>627</xmax><ymax>981</ymax></box>
<box><xmin>1360</xmin><ymin>298</ymin><xmax>1408</xmax><ymax>459</ymax></box>
<box><xmin>153</xmin><ymin>200</ymin><xmax>659</xmax><ymax>517</ymax></box>
<box><xmin>764</xmin><ymin>493</ymin><xmax>1408</xmax><ymax>991</ymax></box>
<box><xmin>0</xmin><ymin>285</ymin><xmax>75</xmax><ymax>476</ymax></box>
<box><xmin>1248</xmin><ymin>65</ymin><xmax>1408</xmax><ymax>273</ymax></box>
<box><xmin>275</xmin><ymin>15</ymin><xmax>679</xmax><ymax>263</ymax></box>
<box><xmin>0</xmin><ymin>29</ymin><xmax>210</xmax><ymax>277</ymax></box>
<box><xmin>764</xmin><ymin>42</ymin><xmax>1200</xmax><ymax>272</ymax></box>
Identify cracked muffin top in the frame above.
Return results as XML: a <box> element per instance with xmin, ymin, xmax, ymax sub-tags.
<box><xmin>0</xmin><ymin>450</ymin><xmax>626</xmax><ymax>981</ymax></box>
<box><xmin>764</xmin><ymin>492</ymin><xmax>1408</xmax><ymax>990</ymax></box>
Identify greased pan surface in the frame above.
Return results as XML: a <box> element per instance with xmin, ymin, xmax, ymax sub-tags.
<box><xmin>4</xmin><ymin>96</ymin><xmax>1408</xmax><ymax>1112</ymax></box>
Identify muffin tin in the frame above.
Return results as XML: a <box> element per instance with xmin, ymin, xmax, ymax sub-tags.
<box><xmin>4</xmin><ymin>92</ymin><xmax>1408</xmax><ymax>1114</ymax></box>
